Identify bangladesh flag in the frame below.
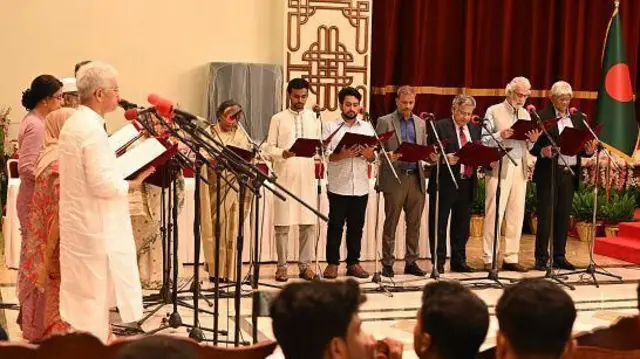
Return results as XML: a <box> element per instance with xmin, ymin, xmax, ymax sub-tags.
<box><xmin>595</xmin><ymin>1</ymin><xmax>637</xmax><ymax>159</ymax></box>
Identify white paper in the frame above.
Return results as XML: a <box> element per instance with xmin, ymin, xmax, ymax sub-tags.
<box><xmin>116</xmin><ymin>138</ymin><xmax>166</xmax><ymax>179</ymax></box>
<box><xmin>108</xmin><ymin>123</ymin><xmax>140</xmax><ymax>152</ymax></box>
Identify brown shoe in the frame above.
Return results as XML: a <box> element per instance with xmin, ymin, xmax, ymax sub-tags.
<box><xmin>323</xmin><ymin>264</ymin><xmax>339</xmax><ymax>279</ymax></box>
<box><xmin>275</xmin><ymin>267</ymin><xmax>288</xmax><ymax>282</ymax></box>
<box><xmin>346</xmin><ymin>264</ymin><xmax>370</xmax><ymax>278</ymax></box>
<box><xmin>483</xmin><ymin>263</ymin><xmax>494</xmax><ymax>272</ymax></box>
<box><xmin>299</xmin><ymin>267</ymin><xmax>315</xmax><ymax>281</ymax></box>
<box><xmin>502</xmin><ymin>262</ymin><xmax>529</xmax><ymax>272</ymax></box>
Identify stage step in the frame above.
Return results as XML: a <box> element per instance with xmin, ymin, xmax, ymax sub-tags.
<box><xmin>594</xmin><ymin>236</ymin><xmax>640</xmax><ymax>265</ymax></box>
<box><xmin>618</xmin><ymin>221</ymin><xmax>640</xmax><ymax>238</ymax></box>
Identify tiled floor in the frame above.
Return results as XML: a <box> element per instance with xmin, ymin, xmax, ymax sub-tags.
<box><xmin>1</xmin><ymin>234</ymin><xmax>639</xmax><ymax>359</ymax></box>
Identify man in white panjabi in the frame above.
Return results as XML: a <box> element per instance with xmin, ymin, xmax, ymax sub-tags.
<box><xmin>265</xmin><ymin>78</ymin><xmax>321</xmax><ymax>282</ymax></box>
<box><xmin>58</xmin><ymin>62</ymin><xmax>154</xmax><ymax>343</ymax></box>
<box><xmin>481</xmin><ymin>76</ymin><xmax>541</xmax><ymax>272</ymax></box>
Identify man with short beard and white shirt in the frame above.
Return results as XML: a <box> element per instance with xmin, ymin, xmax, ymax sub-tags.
<box><xmin>481</xmin><ymin>77</ymin><xmax>541</xmax><ymax>272</ymax></box>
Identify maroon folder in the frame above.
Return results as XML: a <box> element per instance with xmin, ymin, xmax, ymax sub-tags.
<box><xmin>557</xmin><ymin>124</ymin><xmax>604</xmax><ymax>156</ymax></box>
<box><xmin>289</xmin><ymin>138</ymin><xmax>322</xmax><ymax>158</ymax></box>
<box><xmin>378</xmin><ymin>130</ymin><xmax>395</xmax><ymax>142</ymax></box>
<box><xmin>125</xmin><ymin>137</ymin><xmax>179</xmax><ymax>188</ymax></box>
<box><xmin>333</xmin><ymin>132</ymin><xmax>378</xmax><ymax>154</ymax></box>
<box><xmin>510</xmin><ymin>119</ymin><xmax>538</xmax><ymax>140</ymax></box>
<box><xmin>455</xmin><ymin>141</ymin><xmax>512</xmax><ymax>167</ymax></box>
<box><xmin>226</xmin><ymin>145</ymin><xmax>254</xmax><ymax>162</ymax></box>
<box><xmin>395</xmin><ymin>142</ymin><xmax>440</xmax><ymax>162</ymax></box>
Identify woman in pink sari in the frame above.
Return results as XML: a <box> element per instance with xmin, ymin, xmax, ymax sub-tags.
<box><xmin>17</xmin><ymin>107</ymin><xmax>74</xmax><ymax>342</ymax></box>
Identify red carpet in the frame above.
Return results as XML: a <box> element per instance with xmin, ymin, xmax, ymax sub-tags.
<box><xmin>594</xmin><ymin>209</ymin><xmax>640</xmax><ymax>264</ymax></box>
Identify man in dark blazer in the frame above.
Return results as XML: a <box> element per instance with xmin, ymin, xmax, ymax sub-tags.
<box><xmin>376</xmin><ymin>86</ymin><xmax>428</xmax><ymax>277</ymax></box>
<box><xmin>427</xmin><ymin>95</ymin><xmax>483</xmax><ymax>273</ymax></box>
<box><xmin>530</xmin><ymin>81</ymin><xmax>596</xmax><ymax>270</ymax></box>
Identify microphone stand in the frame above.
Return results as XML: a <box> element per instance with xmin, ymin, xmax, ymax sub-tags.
<box><xmin>425</xmin><ymin>114</ymin><xmax>458</xmax><ymax>280</ymax></box>
<box><xmin>527</xmin><ymin>110</ymin><xmax>574</xmax><ymax>290</ymax></box>
<box><xmin>561</xmin><ymin>115</ymin><xmax>623</xmax><ymax>287</ymax></box>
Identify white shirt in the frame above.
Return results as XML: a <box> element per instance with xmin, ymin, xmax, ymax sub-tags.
<box><xmin>324</xmin><ymin>117</ymin><xmax>375</xmax><ymax>196</ymax></box>
<box><xmin>58</xmin><ymin>105</ymin><xmax>143</xmax><ymax>343</ymax></box>
<box><xmin>455</xmin><ymin>122</ymin><xmax>471</xmax><ymax>176</ymax></box>
<box><xmin>556</xmin><ymin>110</ymin><xmax>577</xmax><ymax>166</ymax></box>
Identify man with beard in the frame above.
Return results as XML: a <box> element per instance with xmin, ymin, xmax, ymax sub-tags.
<box><xmin>265</xmin><ymin>78</ymin><xmax>322</xmax><ymax>282</ymax></box>
<box><xmin>322</xmin><ymin>87</ymin><xmax>375</xmax><ymax>279</ymax></box>
<box><xmin>481</xmin><ymin>77</ymin><xmax>541</xmax><ymax>272</ymax></box>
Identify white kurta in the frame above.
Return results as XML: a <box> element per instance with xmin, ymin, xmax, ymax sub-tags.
<box><xmin>264</xmin><ymin>108</ymin><xmax>321</xmax><ymax>226</ymax></box>
<box><xmin>58</xmin><ymin>105</ymin><xmax>143</xmax><ymax>343</ymax></box>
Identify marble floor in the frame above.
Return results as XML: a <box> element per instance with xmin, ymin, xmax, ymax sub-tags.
<box><xmin>1</xmin><ymin>234</ymin><xmax>639</xmax><ymax>359</ymax></box>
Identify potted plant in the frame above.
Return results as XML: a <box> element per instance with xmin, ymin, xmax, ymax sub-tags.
<box><xmin>600</xmin><ymin>191</ymin><xmax>636</xmax><ymax>237</ymax></box>
<box><xmin>470</xmin><ymin>177</ymin><xmax>486</xmax><ymax>237</ymax></box>
<box><xmin>571</xmin><ymin>187</ymin><xmax>605</xmax><ymax>241</ymax></box>
<box><xmin>525</xmin><ymin>183</ymin><xmax>537</xmax><ymax>234</ymax></box>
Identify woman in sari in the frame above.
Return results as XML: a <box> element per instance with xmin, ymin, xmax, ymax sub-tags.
<box><xmin>17</xmin><ymin>108</ymin><xmax>74</xmax><ymax>342</ymax></box>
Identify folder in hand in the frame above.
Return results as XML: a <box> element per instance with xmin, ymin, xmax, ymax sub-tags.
<box><xmin>509</xmin><ymin>120</ymin><xmax>538</xmax><ymax>140</ymax></box>
<box><xmin>557</xmin><ymin>123</ymin><xmax>603</xmax><ymax>156</ymax></box>
<box><xmin>395</xmin><ymin>142</ymin><xmax>439</xmax><ymax>162</ymax></box>
<box><xmin>116</xmin><ymin>137</ymin><xmax>178</xmax><ymax>185</ymax></box>
<box><xmin>289</xmin><ymin>138</ymin><xmax>322</xmax><ymax>158</ymax></box>
<box><xmin>455</xmin><ymin>141</ymin><xmax>512</xmax><ymax>167</ymax></box>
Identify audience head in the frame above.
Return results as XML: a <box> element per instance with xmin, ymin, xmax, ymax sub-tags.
<box><xmin>60</xmin><ymin>77</ymin><xmax>80</xmax><ymax>108</ymax></box>
<box><xmin>215</xmin><ymin>99</ymin><xmax>242</xmax><ymax>132</ymax></box>
<box><xmin>21</xmin><ymin>75</ymin><xmax>63</xmax><ymax>114</ymax></box>
<box><xmin>287</xmin><ymin>78</ymin><xmax>310</xmax><ymax>112</ymax></box>
<box><xmin>496</xmin><ymin>279</ymin><xmax>576</xmax><ymax>359</ymax></box>
<box><xmin>550</xmin><ymin>81</ymin><xmax>573</xmax><ymax>114</ymax></box>
<box><xmin>74</xmin><ymin>60</ymin><xmax>92</xmax><ymax>77</ymax></box>
<box><xmin>114</xmin><ymin>336</ymin><xmax>198</xmax><ymax>359</ymax></box>
<box><xmin>270</xmin><ymin>279</ymin><xmax>376</xmax><ymax>359</ymax></box>
<box><xmin>451</xmin><ymin>94</ymin><xmax>476</xmax><ymax>127</ymax></box>
<box><xmin>414</xmin><ymin>281</ymin><xmax>489</xmax><ymax>359</ymax></box>
<box><xmin>395</xmin><ymin>86</ymin><xmax>416</xmax><ymax>119</ymax></box>
<box><xmin>505</xmin><ymin>76</ymin><xmax>531</xmax><ymax>109</ymax></box>
<box><xmin>76</xmin><ymin>61</ymin><xmax>120</xmax><ymax>117</ymax></box>
<box><xmin>338</xmin><ymin>87</ymin><xmax>362</xmax><ymax>121</ymax></box>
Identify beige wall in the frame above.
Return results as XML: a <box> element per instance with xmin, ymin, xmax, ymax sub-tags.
<box><xmin>0</xmin><ymin>0</ymin><xmax>284</xmax><ymax>137</ymax></box>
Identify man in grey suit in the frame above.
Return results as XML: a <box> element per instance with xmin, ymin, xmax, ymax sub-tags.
<box><xmin>376</xmin><ymin>85</ymin><xmax>427</xmax><ymax>277</ymax></box>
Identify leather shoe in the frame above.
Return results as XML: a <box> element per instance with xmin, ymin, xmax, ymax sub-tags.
<box><xmin>346</xmin><ymin>264</ymin><xmax>370</xmax><ymax>278</ymax></box>
<box><xmin>502</xmin><ymin>262</ymin><xmax>529</xmax><ymax>272</ymax></box>
<box><xmin>553</xmin><ymin>258</ymin><xmax>576</xmax><ymax>270</ymax></box>
<box><xmin>381</xmin><ymin>265</ymin><xmax>394</xmax><ymax>278</ymax></box>
<box><xmin>483</xmin><ymin>263</ymin><xmax>493</xmax><ymax>272</ymax></box>
<box><xmin>532</xmin><ymin>261</ymin><xmax>547</xmax><ymax>271</ymax></box>
<box><xmin>404</xmin><ymin>262</ymin><xmax>427</xmax><ymax>277</ymax></box>
<box><xmin>451</xmin><ymin>262</ymin><xmax>476</xmax><ymax>273</ymax></box>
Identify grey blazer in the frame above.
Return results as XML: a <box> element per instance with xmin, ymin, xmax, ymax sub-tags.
<box><xmin>375</xmin><ymin>111</ymin><xmax>427</xmax><ymax>194</ymax></box>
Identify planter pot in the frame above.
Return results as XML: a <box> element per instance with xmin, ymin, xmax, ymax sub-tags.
<box><xmin>470</xmin><ymin>215</ymin><xmax>484</xmax><ymax>237</ymax></box>
<box><xmin>604</xmin><ymin>224</ymin><xmax>619</xmax><ymax>238</ymax></box>
<box><xmin>575</xmin><ymin>221</ymin><xmax>596</xmax><ymax>242</ymax></box>
<box><xmin>529</xmin><ymin>215</ymin><xmax>538</xmax><ymax>235</ymax></box>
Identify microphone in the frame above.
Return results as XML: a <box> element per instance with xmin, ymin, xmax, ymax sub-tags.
<box><xmin>470</xmin><ymin>115</ymin><xmax>485</xmax><ymax>125</ymax></box>
<box><xmin>569</xmin><ymin>107</ymin><xmax>587</xmax><ymax>118</ymax></box>
<box><xmin>419</xmin><ymin>112</ymin><xmax>435</xmax><ymax>121</ymax></box>
<box><xmin>118</xmin><ymin>99</ymin><xmax>140</xmax><ymax>111</ymax></box>
<box><xmin>148</xmin><ymin>94</ymin><xmax>209</xmax><ymax>128</ymax></box>
<box><xmin>312</xmin><ymin>104</ymin><xmax>321</xmax><ymax>119</ymax></box>
<box><xmin>358</xmin><ymin>108</ymin><xmax>370</xmax><ymax>121</ymax></box>
<box><xmin>123</xmin><ymin>107</ymin><xmax>156</xmax><ymax>121</ymax></box>
<box><xmin>526</xmin><ymin>104</ymin><xmax>541</xmax><ymax>121</ymax></box>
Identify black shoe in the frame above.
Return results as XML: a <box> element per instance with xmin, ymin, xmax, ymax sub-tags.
<box><xmin>532</xmin><ymin>261</ymin><xmax>547</xmax><ymax>271</ymax></box>
<box><xmin>404</xmin><ymin>262</ymin><xmax>427</xmax><ymax>277</ymax></box>
<box><xmin>381</xmin><ymin>265</ymin><xmax>394</xmax><ymax>278</ymax></box>
<box><xmin>553</xmin><ymin>258</ymin><xmax>576</xmax><ymax>270</ymax></box>
<box><xmin>450</xmin><ymin>262</ymin><xmax>476</xmax><ymax>273</ymax></box>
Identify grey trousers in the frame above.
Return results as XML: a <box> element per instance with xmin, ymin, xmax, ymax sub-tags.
<box><xmin>275</xmin><ymin>225</ymin><xmax>315</xmax><ymax>270</ymax></box>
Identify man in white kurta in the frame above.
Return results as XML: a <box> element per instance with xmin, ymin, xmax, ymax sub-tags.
<box><xmin>58</xmin><ymin>62</ymin><xmax>153</xmax><ymax>343</ymax></box>
<box><xmin>481</xmin><ymin>77</ymin><xmax>541</xmax><ymax>272</ymax></box>
<box><xmin>264</xmin><ymin>78</ymin><xmax>321</xmax><ymax>282</ymax></box>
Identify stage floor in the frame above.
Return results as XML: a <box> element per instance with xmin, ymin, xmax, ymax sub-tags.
<box><xmin>1</xmin><ymin>234</ymin><xmax>639</xmax><ymax>358</ymax></box>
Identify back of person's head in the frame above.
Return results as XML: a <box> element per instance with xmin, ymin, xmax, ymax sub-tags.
<box><xmin>270</xmin><ymin>279</ymin><xmax>373</xmax><ymax>359</ymax></box>
<box><xmin>74</xmin><ymin>60</ymin><xmax>92</xmax><ymax>77</ymax></box>
<box><xmin>76</xmin><ymin>61</ymin><xmax>118</xmax><ymax>102</ymax></box>
<box><xmin>21</xmin><ymin>75</ymin><xmax>63</xmax><ymax>111</ymax></box>
<box><xmin>414</xmin><ymin>281</ymin><xmax>489</xmax><ymax>359</ymax></box>
<box><xmin>496</xmin><ymin>279</ymin><xmax>576</xmax><ymax>359</ymax></box>
<box><xmin>114</xmin><ymin>336</ymin><xmax>198</xmax><ymax>359</ymax></box>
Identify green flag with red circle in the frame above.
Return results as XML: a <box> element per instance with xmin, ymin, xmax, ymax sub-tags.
<box><xmin>595</xmin><ymin>2</ymin><xmax>637</xmax><ymax>158</ymax></box>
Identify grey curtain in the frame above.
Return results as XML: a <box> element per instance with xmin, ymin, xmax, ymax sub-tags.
<box><xmin>206</xmin><ymin>63</ymin><xmax>283</xmax><ymax>141</ymax></box>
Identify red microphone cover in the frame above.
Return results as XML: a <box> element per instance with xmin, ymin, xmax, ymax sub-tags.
<box><xmin>470</xmin><ymin>115</ymin><xmax>481</xmax><ymax>124</ymax></box>
<box><xmin>419</xmin><ymin>112</ymin><xmax>434</xmax><ymax>120</ymax></box>
<box><xmin>312</xmin><ymin>104</ymin><xmax>322</xmax><ymax>113</ymax></box>
<box><xmin>124</xmin><ymin>108</ymin><xmax>139</xmax><ymax>121</ymax></box>
<box><xmin>526</xmin><ymin>104</ymin><xmax>537</xmax><ymax>113</ymax></box>
<box><xmin>569</xmin><ymin>107</ymin><xmax>578</xmax><ymax>115</ymax></box>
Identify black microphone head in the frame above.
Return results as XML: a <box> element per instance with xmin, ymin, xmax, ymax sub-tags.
<box><xmin>118</xmin><ymin>99</ymin><xmax>138</xmax><ymax>110</ymax></box>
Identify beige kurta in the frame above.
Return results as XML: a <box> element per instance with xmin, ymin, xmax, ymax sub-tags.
<box><xmin>199</xmin><ymin>124</ymin><xmax>252</xmax><ymax>280</ymax></box>
<box><xmin>264</xmin><ymin>109</ymin><xmax>321</xmax><ymax>226</ymax></box>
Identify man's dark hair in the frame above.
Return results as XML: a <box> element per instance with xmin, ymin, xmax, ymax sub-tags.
<box><xmin>287</xmin><ymin>78</ymin><xmax>310</xmax><ymax>94</ymax></box>
<box><xmin>270</xmin><ymin>279</ymin><xmax>365</xmax><ymax>359</ymax></box>
<box><xmin>114</xmin><ymin>336</ymin><xmax>198</xmax><ymax>359</ymax></box>
<box><xmin>420</xmin><ymin>281</ymin><xmax>489</xmax><ymax>359</ymax></box>
<box><xmin>74</xmin><ymin>60</ymin><xmax>92</xmax><ymax>76</ymax></box>
<box><xmin>338</xmin><ymin>87</ymin><xmax>362</xmax><ymax>104</ymax></box>
<box><xmin>496</xmin><ymin>278</ymin><xmax>576</xmax><ymax>358</ymax></box>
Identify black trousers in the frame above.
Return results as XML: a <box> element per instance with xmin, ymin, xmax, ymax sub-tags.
<box><xmin>326</xmin><ymin>192</ymin><xmax>369</xmax><ymax>265</ymax></box>
<box><xmin>428</xmin><ymin>178</ymin><xmax>472</xmax><ymax>266</ymax></box>
<box><xmin>535</xmin><ymin>166</ymin><xmax>576</xmax><ymax>262</ymax></box>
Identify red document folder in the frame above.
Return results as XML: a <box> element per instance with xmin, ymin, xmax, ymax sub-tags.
<box><xmin>395</xmin><ymin>142</ymin><xmax>439</xmax><ymax>162</ymax></box>
<box><xmin>557</xmin><ymin>124</ymin><xmax>604</xmax><ymax>156</ymax></box>
<box><xmin>119</xmin><ymin>137</ymin><xmax>178</xmax><ymax>187</ymax></box>
<box><xmin>333</xmin><ymin>132</ymin><xmax>378</xmax><ymax>154</ymax></box>
<box><xmin>289</xmin><ymin>138</ymin><xmax>322</xmax><ymax>157</ymax></box>
<box><xmin>510</xmin><ymin>119</ymin><xmax>538</xmax><ymax>140</ymax></box>
<box><xmin>455</xmin><ymin>141</ymin><xmax>512</xmax><ymax>167</ymax></box>
<box><xmin>226</xmin><ymin>145</ymin><xmax>254</xmax><ymax>162</ymax></box>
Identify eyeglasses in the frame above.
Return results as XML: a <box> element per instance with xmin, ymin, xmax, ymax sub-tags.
<box><xmin>52</xmin><ymin>94</ymin><xmax>64</xmax><ymax>100</ymax></box>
